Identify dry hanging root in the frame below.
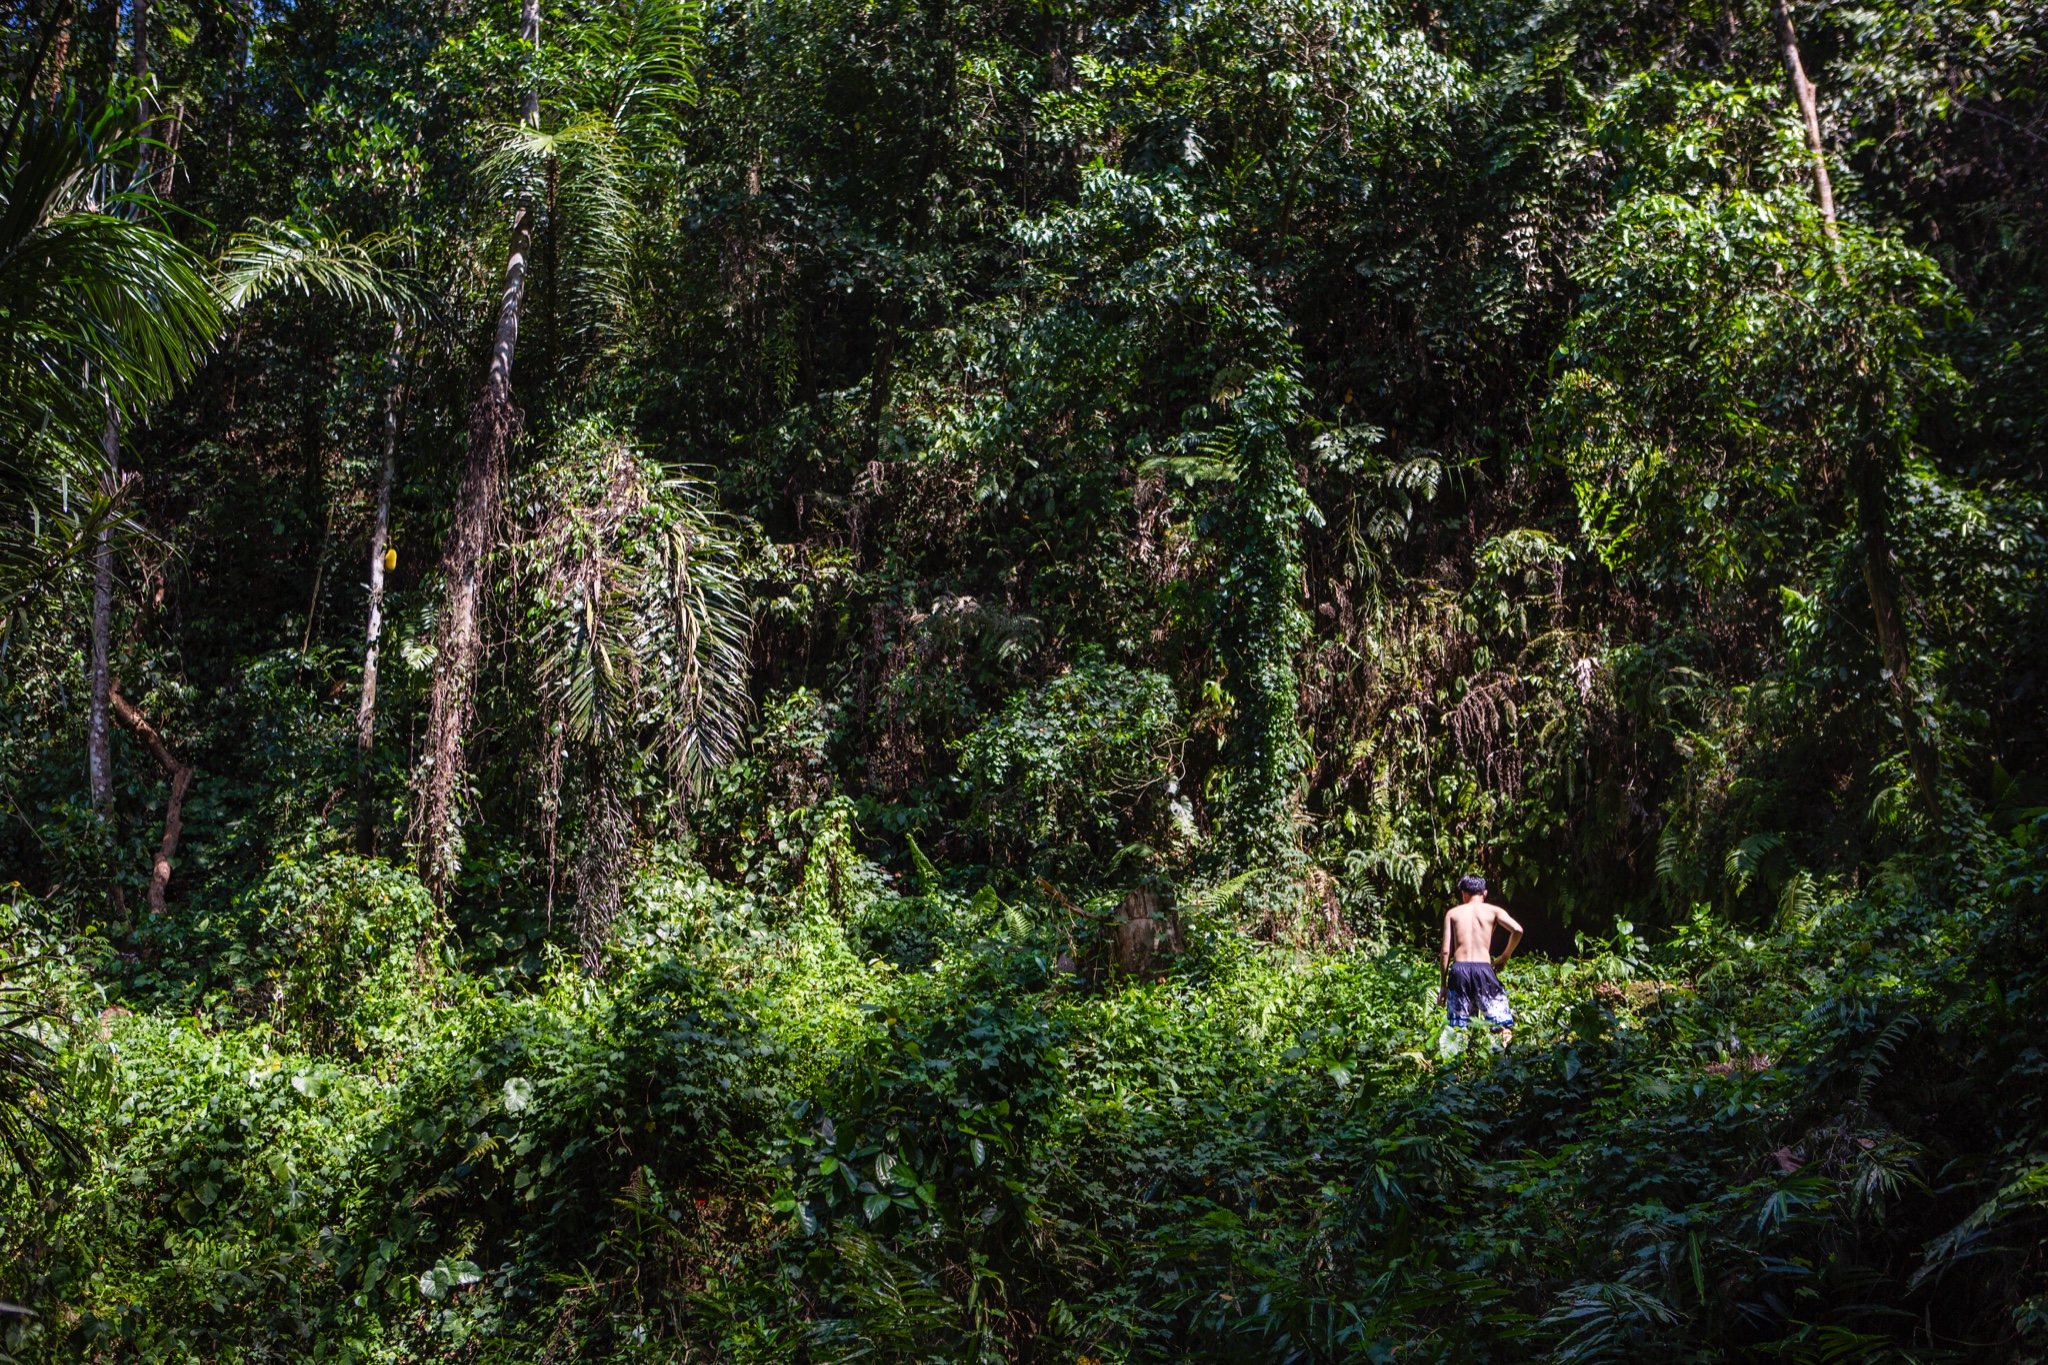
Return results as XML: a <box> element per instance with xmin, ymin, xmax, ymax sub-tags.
<box><xmin>412</xmin><ymin>389</ymin><xmax>522</xmax><ymax>897</ymax></box>
<box><xmin>110</xmin><ymin>688</ymin><xmax>192</xmax><ymax>915</ymax></box>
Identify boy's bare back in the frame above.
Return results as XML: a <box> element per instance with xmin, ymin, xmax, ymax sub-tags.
<box><xmin>1442</xmin><ymin>898</ymin><xmax>1523</xmax><ymax>966</ymax></box>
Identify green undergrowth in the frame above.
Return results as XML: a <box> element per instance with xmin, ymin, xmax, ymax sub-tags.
<box><xmin>4</xmin><ymin>817</ymin><xmax>2047</xmax><ymax>1364</ymax></box>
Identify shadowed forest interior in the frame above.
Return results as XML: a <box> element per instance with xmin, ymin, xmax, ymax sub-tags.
<box><xmin>3</xmin><ymin>0</ymin><xmax>2048</xmax><ymax>1356</ymax></box>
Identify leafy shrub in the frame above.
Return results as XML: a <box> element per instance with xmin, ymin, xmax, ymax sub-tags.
<box><xmin>956</xmin><ymin>654</ymin><xmax>1180</xmax><ymax>871</ymax></box>
<box><xmin>695</xmin><ymin>689</ymin><xmax>849</xmax><ymax>896</ymax></box>
<box><xmin>249</xmin><ymin>854</ymin><xmax>446</xmax><ymax>1055</ymax></box>
<box><xmin>343</xmin><ymin>952</ymin><xmax>774</xmax><ymax>1324</ymax></box>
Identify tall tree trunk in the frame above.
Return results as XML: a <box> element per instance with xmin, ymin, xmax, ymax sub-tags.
<box><xmin>1770</xmin><ymin>0</ymin><xmax>1838</xmax><ymax>239</ymax></box>
<box><xmin>131</xmin><ymin>0</ymin><xmax>148</xmax><ymax>82</ymax></box>
<box><xmin>33</xmin><ymin>0</ymin><xmax>72</xmax><ymax>106</ymax></box>
<box><xmin>357</xmin><ymin>323</ymin><xmax>405</xmax><ymax>855</ymax></box>
<box><xmin>301</xmin><ymin>498</ymin><xmax>335</xmax><ymax>653</ymax></box>
<box><xmin>1853</xmin><ymin>416</ymin><xmax>1944</xmax><ymax>823</ymax></box>
<box><xmin>152</xmin><ymin>97</ymin><xmax>183</xmax><ymax>196</ymax></box>
<box><xmin>111</xmin><ymin>688</ymin><xmax>189</xmax><ymax>915</ymax></box>
<box><xmin>0</xmin><ymin>7</ymin><xmax>54</xmax><ymax>169</ymax></box>
<box><xmin>131</xmin><ymin>0</ymin><xmax>152</xmax><ymax>180</ymax></box>
<box><xmin>90</xmin><ymin>0</ymin><xmax>119</xmax><ymax>91</ymax></box>
<box><xmin>545</xmin><ymin>155</ymin><xmax>559</xmax><ymax>390</ymax></box>
<box><xmin>861</xmin><ymin>295</ymin><xmax>901</xmax><ymax>466</ymax></box>
<box><xmin>1776</xmin><ymin>0</ymin><xmax>1943</xmax><ymax>822</ymax></box>
<box><xmin>1216</xmin><ymin>378</ymin><xmax>1309</xmax><ymax>869</ymax></box>
<box><xmin>412</xmin><ymin>0</ymin><xmax>539</xmax><ymax>899</ymax></box>
<box><xmin>87</xmin><ymin>399</ymin><xmax>118</xmax><ymax>810</ymax></box>
<box><xmin>297</xmin><ymin>334</ymin><xmax>332</xmax><ymax>648</ymax></box>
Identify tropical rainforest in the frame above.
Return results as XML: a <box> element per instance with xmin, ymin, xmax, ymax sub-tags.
<box><xmin>2</xmin><ymin>0</ymin><xmax>2047</xmax><ymax>1356</ymax></box>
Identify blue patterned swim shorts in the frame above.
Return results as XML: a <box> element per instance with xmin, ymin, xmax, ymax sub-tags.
<box><xmin>1444</xmin><ymin>961</ymin><xmax>1515</xmax><ymax>1029</ymax></box>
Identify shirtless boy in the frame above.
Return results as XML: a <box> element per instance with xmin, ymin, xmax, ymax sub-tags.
<box><xmin>1440</xmin><ymin>875</ymin><xmax>1524</xmax><ymax>1042</ymax></box>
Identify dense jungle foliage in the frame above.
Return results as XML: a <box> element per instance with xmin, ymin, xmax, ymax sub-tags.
<box><xmin>3</xmin><ymin>0</ymin><xmax>2048</xmax><ymax>1356</ymax></box>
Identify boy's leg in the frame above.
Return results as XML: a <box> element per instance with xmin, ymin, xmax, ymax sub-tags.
<box><xmin>1478</xmin><ymin>971</ymin><xmax>1515</xmax><ymax>1043</ymax></box>
<box><xmin>1445</xmin><ymin>973</ymin><xmax>1474</xmax><ymax>1029</ymax></box>
<box><xmin>1439</xmin><ymin>969</ymin><xmax>1473</xmax><ymax>1056</ymax></box>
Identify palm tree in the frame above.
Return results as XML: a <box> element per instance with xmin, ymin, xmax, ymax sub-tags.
<box><xmin>0</xmin><ymin>94</ymin><xmax>216</xmax><ymax>859</ymax></box>
<box><xmin>412</xmin><ymin>0</ymin><xmax>544</xmax><ymax>901</ymax></box>
<box><xmin>90</xmin><ymin>218</ymin><xmax>405</xmax><ymax>911</ymax></box>
<box><xmin>0</xmin><ymin>77</ymin><xmax>403</xmax><ymax>912</ymax></box>
<box><xmin>412</xmin><ymin>0</ymin><xmax>706</xmax><ymax>900</ymax></box>
<box><xmin>355</xmin><ymin>320</ymin><xmax>409</xmax><ymax>856</ymax></box>
<box><xmin>0</xmin><ymin>95</ymin><xmax>217</xmax><ymax>626</ymax></box>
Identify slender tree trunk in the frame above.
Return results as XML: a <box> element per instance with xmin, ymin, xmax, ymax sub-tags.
<box><xmin>91</xmin><ymin>0</ymin><xmax>119</xmax><ymax>91</ymax></box>
<box><xmin>131</xmin><ymin>0</ymin><xmax>152</xmax><ymax>181</ymax></box>
<box><xmin>152</xmin><ymin>97</ymin><xmax>183</xmax><ymax>196</ymax></box>
<box><xmin>545</xmin><ymin>155</ymin><xmax>559</xmax><ymax>390</ymax></box>
<box><xmin>1852</xmin><ymin>417</ymin><xmax>1944</xmax><ymax>823</ymax></box>
<box><xmin>862</xmin><ymin>295</ymin><xmax>902</xmax><ymax>465</ymax></box>
<box><xmin>4</xmin><ymin>0</ymin><xmax>61</xmax><ymax>140</ymax></box>
<box><xmin>111</xmin><ymin>688</ymin><xmax>189</xmax><ymax>915</ymax></box>
<box><xmin>297</xmin><ymin>334</ymin><xmax>332</xmax><ymax>649</ymax></box>
<box><xmin>519</xmin><ymin>2</ymin><xmax>539</xmax><ymax>129</ymax></box>
<box><xmin>301</xmin><ymin>500</ymin><xmax>334</xmax><ymax>653</ymax></box>
<box><xmin>33</xmin><ymin>0</ymin><xmax>72</xmax><ymax>106</ymax></box>
<box><xmin>88</xmin><ymin>399</ymin><xmax>118</xmax><ymax>810</ymax></box>
<box><xmin>1770</xmin><ymin>0</ymin><xmax>1838</xmax><ymax>238</ymax></box>
<box><xmin>1778</xmin><ymin>0</ymin><xmax>1942</xmax><ymax>821</ymax></box>
<box><xmin>413</xmin><ymin>0</ymin><xmax>539</xmax><ymax>899</ymax></box>
<box><xmin>357</xmin><ymin>322</ymin><xmax>405</xmax><ymax>855</ymax></box>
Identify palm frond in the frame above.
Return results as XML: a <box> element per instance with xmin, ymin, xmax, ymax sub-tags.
<box><xmin>1540</xmin><ymin>1280</ymin><xmax>1681</xmax><ymax>1364</ymax></box>
<box><xmin>520</xmin><ymin>423</ymin><xmax>754</xmax><ymax>798</ymax></box>
<box><xmin>656</xmin><ymin>492</ymin><xmax>754</xmax><ymax>783</ymax></box>
<box><xmin>1141</xmin><ymin>428</ymin><xmax>1239</xmax><ymax>486</ymax></box>
<box><xmin>0</xmin><ymin>956</ymin><xmax>87</xmax><ymax>1193</ymax></box>
<box><xmin>481</xmin><ymin>112</ymin><xmax>639</xmax><ymax>346</ymax></box>
<box><xmin>215</xmin><ymin>219</ymin><xmax>412</xmax><ymax>317</ymax></box>
<box><xmin>477</xmin><ymin>114</ymin><xmax>627</xmax><ymax>196</ymax></box>
<box><xmin>1913</xmin><ymin>1159</ymin><xmax>2048</xmax><ymax>1290</ymax></box>
<box><xmin>551</xmin><ymin>116</ymin><xmax>637</xmax><ymax>341</ymax></box>
<box><xmin>0</xmin><ymin>105</ymin><xmax>219</xmax><ymax>420</ymax></box>
<box><xmin>560</xmin><ymin>0</ymin><xmax>706</xmax><ymax>129</ymax></box>
<box><xmin>0</xmin><ymin>96</ymin><xmax>219</xmax><ymax>582</ymax></box>
<box><xmin>11</xmin><ymin>211</ymin><xmax>221</xmax><ymax>403</ymax></box>
<box><xmin>0</xmin><ymin>475</ymin><xmax>144</xmax><ymax>641</ymax></box>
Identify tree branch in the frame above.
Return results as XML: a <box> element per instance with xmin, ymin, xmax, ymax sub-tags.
<box><xmin>109</xmin><ymin>687</ymin><xmax>191</xmax><ymax>915</ymax></box>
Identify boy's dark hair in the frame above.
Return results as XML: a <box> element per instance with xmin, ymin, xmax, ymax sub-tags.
<box><xmin>1458</xmin><ymin>875</ymin><xmax>1487</xmax><ymax>897</ymax></box>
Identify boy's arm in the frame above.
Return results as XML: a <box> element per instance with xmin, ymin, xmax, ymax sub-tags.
<box><xmin>1437</xmin><ymin>912</ymin><xmax>1453</xmax><ymax>1002</ymax></box>
<box><xmin>1493</xmin><ymin>909</ymin><xmax>1524</xmax><ymax>968</ymax></box>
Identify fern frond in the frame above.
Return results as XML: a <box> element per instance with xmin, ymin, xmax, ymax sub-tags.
<box><xmin>1855</xmin><ymin>1014</ymin><xmax>1917</xmax><ymax>1106</ymax></box>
